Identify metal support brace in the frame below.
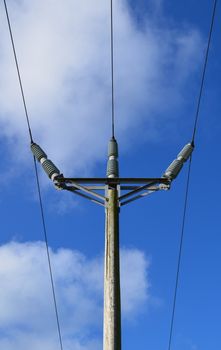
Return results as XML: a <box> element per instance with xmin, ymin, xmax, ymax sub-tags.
<box><xmin>68</xmin><ymin>182</ymin><xmax>106</xmax><ymax>201</ymax></box>
<box><xmin>54</xmin><ymin>177</ymin><xmax>170</xmax><ymax>207</ymax></box>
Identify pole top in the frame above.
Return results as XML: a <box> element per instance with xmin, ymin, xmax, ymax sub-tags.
<box><xmin>107</xmin><ymin>137</ymin><xmax>119</xmax><ymax>178</ymax></box>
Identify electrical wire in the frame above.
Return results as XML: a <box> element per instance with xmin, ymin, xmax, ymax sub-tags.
<box><xmin>110</xmin><ymin>0</ymin><xmax>115</xmax><ymax>138</ymax></box>
<box><xmin>33</xmin><ymin>159</ymin><xmax>64</xmax><ymax>350</ymax></box>
<box><xmin>167</xmin><ymin>1</ymin><xmax>218</xmax><ymax>349</ymax></box>
<box><xmin>3</xmin><ymin>1</ymin><xmax>64</xmax><ymax>349</ymax></box>
<box><xmin>192</xmin><ymin>0</ymin><xmax>218</xmax><ymax>143</ymax></box>
<box><xmin>167</xmin><ymin>157</ymin><xmax>192</xmax><ymax>350</ymax></box>
<box><xmin>3</xmin><ymin>0</ymin><xmax>33</xmax><ymax>142</ymax></box>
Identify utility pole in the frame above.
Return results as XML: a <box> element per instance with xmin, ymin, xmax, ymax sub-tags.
<box><xmin>104</xmin><ymin>137</ymin><xmax>121</xmax><ymax>349</ymax></box>
<box><xmin>31</xmin><ymin>137</ymin><xmax>193</xmax><ymax>350</ymax></box>
<box><xmin>104</xmin><ymin>185</ymin><xmax>121</xmax><ymax>349</ymax></box>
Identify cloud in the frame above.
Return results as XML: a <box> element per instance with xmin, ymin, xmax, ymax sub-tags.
<box><xmin>0</xmin><ymin>241</ymin><xmax>150</xmax><ymax>349</ymax></box>
<box><xmin>0</xmin><ymin>0</ymin><xmax>203</xmax><ymax>176</ymax></box>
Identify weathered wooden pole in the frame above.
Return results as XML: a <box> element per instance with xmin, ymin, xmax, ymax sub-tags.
<box><xmin>103</xmin><ymin>137</ymin><xmax>121</xmax><ymax>350</ymax></box>
<box><xmin>103</xmin><ymin>186</ymin><xmax>121</xmax><ymax>350</ymax></box>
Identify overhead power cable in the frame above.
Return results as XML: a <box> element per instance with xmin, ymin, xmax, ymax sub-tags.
<box><xmin>192</xmin><ymin>0</ymin><xmax>218</xmax><ymax>143</ymax></box>
<box><xmin>110</xmin><ymin>0</ymin><xmax>115</xmax><ymax>138</ymax></box>
<box><xmin>3</xmin><ymin>1</ymin><xmax>64</xmax><ymax>349</ymax></box>
<box><xmin>3</xmin><ymin>0</ymin><xmax>33</xmax><ymax>142</ymax></box>
<box><xmin>167</xmin><ymin>1</ymin><xmax>218</xmax><ymax>350</ymax></box>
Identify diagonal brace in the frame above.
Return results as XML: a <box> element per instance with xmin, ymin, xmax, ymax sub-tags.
<box><xmin>119</xmin><ymin>181</ymin><xmax>159</xmax><ymax>202</ymax></box>
<box><xmin>66</xmin><ymin>182</ymin><xmax>106</xmax><ymax>201</ymax></box>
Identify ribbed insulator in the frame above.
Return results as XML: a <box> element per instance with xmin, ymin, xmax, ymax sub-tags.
<box><xmin>107</xmin><ymin>159</ymin><xmax>119</xmax><ymax>178</ymax></box>
<box><xmin>164</xmin><ymin>159</ymin><xmax>183</xmax><ymax>179</ymax></box>
<box><xmin>108</xmin><ymin>138</ymin><xmax>118</xmax><ymax>157</ymax></box>
<box><xmin>177</xmin><ymin>143</ymin><xmax>194</xmax><ymax>161</ymax></box>
<box><xmin>31</xmin><ymin>143</ymin><xmax>47</xmax><ymax>161</ymax></box>
<box><xmin>42</xmin><ymin>159</ymin><xmax>60</xmax><ymax>179</ymax></box>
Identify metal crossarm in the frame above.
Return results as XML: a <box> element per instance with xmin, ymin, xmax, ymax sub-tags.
<box><xmin>54</xmin><ymin>176</ymin><xmax>171</xmax><ymax>207</ymax></box>
<box><xmin>56</xmin><ymin>177</ymin><xmax>170</xmax><ymax>185</ymax></box>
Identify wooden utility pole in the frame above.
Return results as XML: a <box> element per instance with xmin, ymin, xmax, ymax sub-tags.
<box><xmin>103</xmin><ymin>187</ymin><xmax>121</xmax><ymax>350</ymax></box>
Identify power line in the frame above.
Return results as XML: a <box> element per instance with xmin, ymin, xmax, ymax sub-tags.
<box><xmin>3</xmin><ymin>0</ymin><xmax>33</xmax><ymax>142</ymax></box>
<box><xmin>110</xmin><ymin>0</ymin><xmax>115</xmax><ymax>138</ymax></box>
<box><xmin>167</xmin><ymin>1</ymin><xmax>218</xmax><ymax>349</ymax></box>
<box><xmin>167</xmin><ymin>157</ymin><xmax>192</xmax><ymax>350</ymax></box>
<box><xmin>192</xmin><ymin>0</ymin><xmax>218</xmax><ymax>143</ymax></box>
<box><xmin>33</xmin><ymin>159</ymin><xmax>64</xmax><ymax>350</ymax></box>
<box><xmin>3</xmin><ymin>1</ymin><xmax>64</xmax><ymax>349</ymax></box>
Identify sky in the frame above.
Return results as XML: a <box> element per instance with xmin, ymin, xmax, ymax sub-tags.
<box><xmin>0</xmin><ymin>0</ymin><xmax>220</xmax><ymax>349</ymax></box>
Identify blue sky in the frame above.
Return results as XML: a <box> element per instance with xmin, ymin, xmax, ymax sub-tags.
<box><xmin>0</xmin><ymin>0</ymin><xmax>220</xmax><ymax>349</ymax></box>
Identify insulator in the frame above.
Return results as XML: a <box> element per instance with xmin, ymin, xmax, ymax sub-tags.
<box><xmin>108</xmin><ymin>137</ymin><xmax>118</xmax><ymax>157</ymax></box>
<box><xmin>106</xmin><ymin>137</ymin><xmax>119</xmax><ymax>178</ymax></box>
<box><xmin>164</xmin><ymin>159</ymin><xmax>183</xmax><ymax>179</ymax></box>
<box><xmin>31</xmin><ymin>142</ymin><xmax>61</xmax><ymax>181</ymax></box>
<box><xmin>177</xmin><ymin>143</ymin><xmax>194</xmax><ymax>162</ymax></box>
<box><xmin>31</xmin><ymin>143</ymin><xmax>47</xmax><ymax>161</ymax></box>
<box><xmin>107</xmin><ymin>159</ymin><xmax>119</xmax><ymax>178</ymax></box>
<box><xmin>163</xmin><ymin>141</ymin><xmax>194</xmax><ymax>180</ymax></box>
<box><xmin>42</xmin><ymin>159</ymin><xmax>60</xmax><ymax>179</ymax></box>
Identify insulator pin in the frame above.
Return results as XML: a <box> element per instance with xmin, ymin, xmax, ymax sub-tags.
<box><xmin>108</xmin><ymin>138</ymin><xmax>118</xmax><ymax>157</ymax></box>
<box><xmin>107</xmin><ymin>159</ymin><xmax>119</xmax><ymax>178</ymax></box>
<box><xmin>42</xmin><ymin>159</ymin><xmax>60</xmax><ymax>179</ymax></box>
<box><xmin>164</xmin><ymin>159</ymin><xmax>183</xmax><ymax>179</ymax></box>
<box><xmin>177</xmin><ymin>143</ymin><xmax>194</xmax><ymax>161</ymax></box>
<box><xmin>31</xmin><ymin>143</ymin><xmax>47</xmax><ymax>161</ymax></box>
<box><xmin>163</xmin><ymin>142</ymin><xmax>194</xmax><ymax>180</ymax></box>
<box><xmin>106</xmin><ymin>137</ymin><xmax>119</xmax><ymax>178</ymax></box>
<box><xmin>31</xmin><ymin>142</ymin><xmax>60</xmax><ymax>180</ymax></box>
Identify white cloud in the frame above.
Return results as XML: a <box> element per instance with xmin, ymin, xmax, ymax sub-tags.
<box><xmin>0</xmin><ymin>0</ymin><xmax>203</xmax><ymax>176</ymax></box>
<box><xmin>0</xmin><ymin>241</ymin><xmax>150</xmax><ymax>349</ymax></box>
<box><xmin>120</xmin><ymin>248</ymin><xmax>149</xmax><ymax>317</ymax></box>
